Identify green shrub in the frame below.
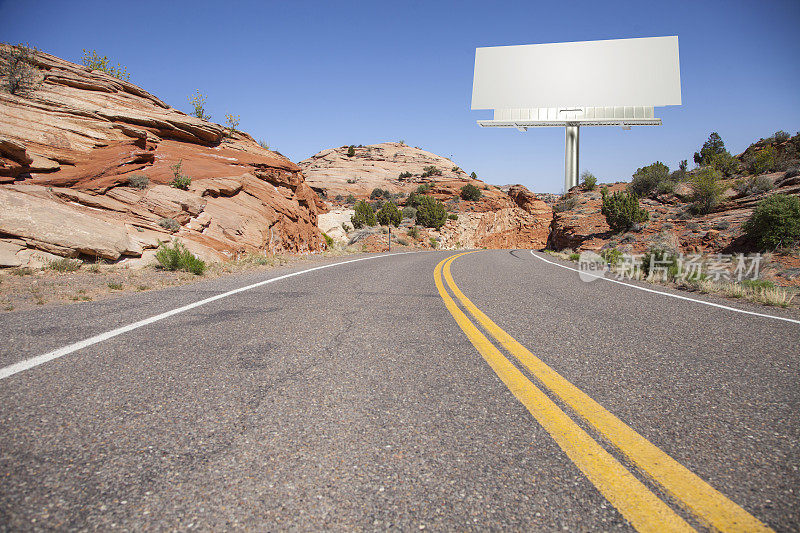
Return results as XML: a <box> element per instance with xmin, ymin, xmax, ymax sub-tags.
<box><xmin>708</xmin><ymin>152</ymin><xmax>740</xmax><ymax>177</ymax></box>
<box><xmin>376</xmin><ymin>201</ymin><xmax>402</xmax><ymax>227</ymax></box>
<box><xmin>581</xmin><ymin>171</ymin><xmax>597</xmax><ymax>191</ymax></box>
<box><xmin>396</xmin><ymin>238</ymin><xmax>409</xmax><ymax>246</ymax></box>
<box><xmin>741</xmin><ymin>279</ymin><xmax>775</xmax><ymax>289</ymax></box>
<box><xmin>127</xmin><ymin>174</ymin><xmax>149</xmax><ymax>189</ymax></box>
<box><xmin>421</xmin><ymin>165</ymin><xmax>442</xmax><ymax>178</ymax></box>
<box><xmin>159</xmin><ymin>218</ymin><xmax>180</xmax><ymax>232</ymax></box>
<box><xmin>170</xmin><ymin>160</ymin><xmax>191</xmax><ymax>190</ymax></box>
<box><xmin>470</xmin><ymin>172</ymin><xmax>478</xmax><ymax>179</ymax></box>
<box><xmin>600</xmin><ymin>248</ymin><xmax>623</xmax><ymax>266</ymax></box>
<box><xmin>656</xmin><ymin>179</ymin><xmax>677</xmax><ymax>195</ymax></box>
<box><xmin>258</xmin><ymin>139</ymin><xmax>270</xmax><ymax>150</ymax></box>
<box><xmin>568</xmin><ymin>253</ymin><xmax>580</xmax><ymax>261</ymax></box>
<box><xmin>742</xmin><ymin>194</ymin><xmax>800</xmax><ymax>250</ymax></box>
<box><xmin>448</xmin><ymin>213</ymin><xmax>458</xmax><ymax>220</ymax></box>
<box><xmin>773</xmin><ymin>130</ymin><xmax>790</xmax><ymax>143</ymax></box>
<box><xmin>47</xmin><ymin>257</ymin><xmax>81</xmax><ymax>272</ymax></box>
<box><xmin>693</xmin><ymin>132</ymin><xmax>727</xmax><ymax>166</ymax></box>
<box><xmin>322</xmin><ymin>232</ymin><xmax>334</xmax><ymax>247</ymax></box>
<box><xmin>155</xmin><ymin>239</ymin><xmax>207</xmax><ymax>275</ymax></box>
<box><xmin>429</xmin><ymin>237</ymin><xmax>439</xmax><ymax>249</ymax></box>
<box><xmin>188</xmin><ymin>90</ymin><xmax>211</xmax><ymax>121</ymax></box>
<box><xmin>407</xmin><ymin>225</ymin><xmax>420</xmax><ymax>239</ymax></box>
<box><xmin>689</xmin><ymin>167</ymin><xmax>725</xmax><ymax>214</ymax></box>
<box><xmin>81</xmin><ymin>49</ymin><xmax>129</xmax><ymax>80</ymax></box>
<box><xmin>746</xmin><ymin>145</ymin><xmax>777</xmax><ymax>175</ymax></box>
<box><xmin>345</xmin><ymin>194</ymin><xmax>356</xmax><ymax>204</ymax></box>
<box><xmin>346</xmin><ymin>178</ymin><xmax>357</xmax><ymax>184</ymax></box>
<box><xmin>224</xmin><ymin>113</ymin><xmax>240</xmax><ymax>135</ymax></box>
<box><xmin>416</xmin><ymin>183</ymin><xmax>432</xmax><ymax>194</ymax></box>
<box><xmin>460</xmin><ymin>183</ymin><xmax>482</xmax><ymax>201</ymax></box>
<box><xmin>734</xmin><ymin>175</ymin><xmax>774</xmax><ymax>196</ymax></box>
<box><xmin>629</xmin><ymin>161</ymin><xmax>670</xmax><ymax>197</ymax></box>
<box><xmin>601</xmin><ymin>188</ymin><xmax>648</xmax><ymax>232</ymax></box>
<box><xmin>641</xmin><ymin>248</ymin><xmax>679</xmax><ymax>278</ymax></box>
<box><xmin>399</xmin><ymin>171</ymin><xmax>412</xmax><ymax>179</ymax></box>
<box><xmin>415</xmin><ymin>195</ymin><xmax>447</xmax><ymax>229</ymax></box>
<box><xmin>370</xmin><ymin>188</ymin><xmax>385</xmax><ymax>199</ymax></box>
<box><xmin>693</xmin><ymin>133</ymin><xmax>739</xmax><ymax>176</ymax></box>
<box><xmin>1</xmin><ymin>43</ymin><xmax>41</xmax><ymax>96</ymax></box>
<box><xmin>553</xmin><ymin>196</ymin><xmax>577</xmax><ymax>213</ymax></box>
<box><xmin>347</xmin><ymin>145</ymin><xmax>355</xmax><ymax>157</ymax></box>
<box><xmin>341</xmin><ymin>222</ymin><xmax>351</xmax><ymax>232</ymax></box>
<box><xmin>350</xmin><ymin>200</ymin><xmax>376</xmax><ymax>229</ymax></box>
<box><xmin>107</xmin><ymin>281</ymin><xmax>123</xmax><ymax>290</ymax></box>
<box><xmin>452</xmin><ymin>166</ymin><xmax>460</xmax><ymax>172</ymax></box>
<box><xmin>401</xmin><ymin>206</ymin><xmax>417</xmax><ymax>220</ymax></box>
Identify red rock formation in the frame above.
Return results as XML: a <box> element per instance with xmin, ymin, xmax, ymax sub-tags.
<box><xmin>0</xmin><ymin>46</ymin><xmax>324</xmax><ymax>267</ymax></box>
<box><xmin>301</xmin><ymin>143</ymin><xmax>553</xmax><ymax>249</ymax></box>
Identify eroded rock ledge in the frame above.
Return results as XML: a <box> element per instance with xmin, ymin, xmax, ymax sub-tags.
<box><xmin>0</xmin><ymin>46</ymin><xmax>325</xmax><ymax>267</ymax></box>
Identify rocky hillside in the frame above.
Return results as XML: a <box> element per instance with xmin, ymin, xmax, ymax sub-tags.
<box><xmin>547</xmin><ymin>132</ymin><xmax>800</xmax><ymax>286</ymax></box>
<box><xmin>302</xmin><ymin>142</ymin><xmax>552</xmax><ymax>249</ymax></box>
<box><xmin>0</xmin><ymin>46</ymin><xmax>324</xmax><ymax>268</ymax></box>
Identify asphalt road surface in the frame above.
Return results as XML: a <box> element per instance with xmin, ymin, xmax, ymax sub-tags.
<box><xmin>1</xmin><ymin>250</ymin><xmax>798</xmax><ymax>531</ymax></box>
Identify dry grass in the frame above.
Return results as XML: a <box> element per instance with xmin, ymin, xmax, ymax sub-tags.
<box><xmin>687</xmin><ymin>279</ymin><xmax>796</xmax><ymax>308</ymax></box>
<box><xmin>750</xmin><ymin>287</ymin><xmax>796</xmax><ymax>307</ymax></box>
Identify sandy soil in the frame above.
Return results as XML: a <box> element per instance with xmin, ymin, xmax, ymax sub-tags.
<box><xmin>0</xmin><ymin>251</ymin><xmax>362</xmax><ymax>315</ymax></box>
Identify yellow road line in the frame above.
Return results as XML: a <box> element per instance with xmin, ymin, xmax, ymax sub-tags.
<box><xmin>434</xmin><ymin>254</ymin><xmax>694</xmax><ymax>532</ymax></box>
<box><xmin>442</xmin><ymin>252</ymin><xmax>773</xmax><ymax>533</ymax></box>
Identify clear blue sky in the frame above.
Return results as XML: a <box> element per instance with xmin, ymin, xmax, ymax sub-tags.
<box><xmin>2</xmin><ymin>0</ymin><xmax>798</xmax><ymax>193</ymax></box>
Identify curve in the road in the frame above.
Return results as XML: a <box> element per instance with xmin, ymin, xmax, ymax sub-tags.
<box><xmin>436</xmin><ymin>251</ymin><xmax>775</xmax><ymax>533</ymax></box>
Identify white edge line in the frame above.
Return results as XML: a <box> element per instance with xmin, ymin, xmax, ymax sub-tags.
<box><xmin>529</xmin><ymin>250</ymin><xmax>800</xmax><ymax>326</ymax></box>
<box><xmin>0</xmin><ymin>251</ymin><xmax>422</xmax><ymax>381</ymax></box>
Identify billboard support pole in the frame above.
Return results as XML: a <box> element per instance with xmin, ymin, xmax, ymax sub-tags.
<box><xmin>564</xmin><ymin>125</ymin><xmax>579</xmax><ymax>192</ymax></box>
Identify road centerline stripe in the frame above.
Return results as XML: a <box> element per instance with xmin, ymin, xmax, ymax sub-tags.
<box><xmin>443</xmin><ymin>252</ymin><xmax>773</xmax><ymax>532</ymax></box>
<box><xmin>0</xmin><ymin>251</ymin><xmax>421</xmax><ymax>381</ymax></box>
<box><xmin>434</xmin><ymin>253</ymin><xmax>694</xmax><ymax>532</ymax></box>
<box><xmin>529</xmin><ymin>250</ymin><xmax>800</xmax><ymax>325</ymax></box>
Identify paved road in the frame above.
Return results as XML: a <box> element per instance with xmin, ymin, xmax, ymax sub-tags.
<box><xmin>0</xmin><ymin>250</ymin><xmax>797</xmax><ymax>531</ymax></box>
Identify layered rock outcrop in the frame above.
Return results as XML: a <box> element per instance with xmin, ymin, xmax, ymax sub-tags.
<box><xmin>301</xmin><ymin>143</ymin><xmax>552</xmax><ymax>249</ymax></box>
<box><xmin>0</xmin><ymin>46</ymin><xmax>323</xmax><ymax>267</ymax></box>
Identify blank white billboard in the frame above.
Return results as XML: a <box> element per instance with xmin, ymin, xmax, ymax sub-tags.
<box><xmin>471</xmin><ymin>36</ymin><xmax>681</xmax><ymax>109</ymax></box>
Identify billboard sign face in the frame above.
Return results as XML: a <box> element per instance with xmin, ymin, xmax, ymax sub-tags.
<box><xmin>471</xmin><ymin>36</ymin><xmax>681</xmax><ymax>110</ymax></box>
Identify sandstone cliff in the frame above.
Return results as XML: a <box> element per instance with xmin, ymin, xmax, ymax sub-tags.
<box><xmin>0</xmin><ymin>46</ymin><xmax>324</xmax><ymax>267</ymax></box>
<box><xmin>301</xmin><ymin>142</ymin><xmax>552</xmax><ymax>249</ymax></box>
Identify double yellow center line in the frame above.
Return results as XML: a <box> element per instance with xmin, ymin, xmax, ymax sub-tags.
<box><xmin>434</xmin><ymin>252</ymin><xmax>772</xmax><ymax>532</ymax></box>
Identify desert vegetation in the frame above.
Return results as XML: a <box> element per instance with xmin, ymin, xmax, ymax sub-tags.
<box><xmin>127</xmin><ymin>174</ymin><xmax>149</xmax><ymax>189</ymax></box>
<box><xmin>0</xmin><ymin>43</ymin><xmax>41</xmax><ymax>96</ymax></box>
<box><xmin>460</xmin><ymin>183</ymin><xmax>482</xmax><ymax>201</ymax></box>
<box><xmin>601</xmin><ymin>188</ymin><xmax>648</xmax><ymax>232</ymax></box>
<box><xmin>81</xmin><ymin>49</ymin><xmax>129</xmax><ymax>80</ymax></box>
<box><xmin>224</xmin><ymin>113</ymin><xmax>241</xmax><ymax>135</ymax></box>
<box><xmin>581</xmin><ymin>171</ymin><xmax>597</xmax><ymax>191</ymax></box>
<box><xmin>188</xmin><ymin>90</ymin><xmax>211</xmax><ymax>121</ymax></box>
<box><xmin>743</xmin><ymin>194</ymin><xmax>800</xmax><ymax>250</ymax></box>
<box><xmin>169</xmin><ymin>160</ymin><xmax>191</xmax><ymax>190</ymax></box>
<box><xmin>155</xmin><ymin>240</ymin><xmax>207</xmax><ymax>275</ymax></box>
<box><xmin>376</xmin><ymin>201</ymin><xmax>401</xmax><ymax>227</ymax></box>
<box><xmin>351</xmin><ymin>200</ymin><xmax>376</xmax><ymax>229</ymax></box>
<box><xmin>414</xmin><ymin>195</ymin><xmax>448</xmax><ymax>229</ymax></box>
